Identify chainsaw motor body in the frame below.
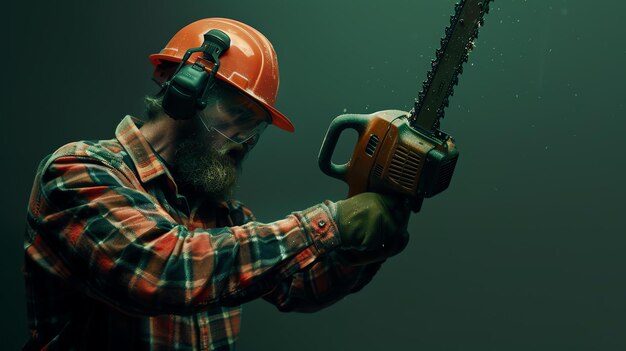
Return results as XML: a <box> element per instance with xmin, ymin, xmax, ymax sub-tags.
<box><xmin>318</xmin><ymin>110</ymin><xmax>459</xmax><ymax>212</ymax></box>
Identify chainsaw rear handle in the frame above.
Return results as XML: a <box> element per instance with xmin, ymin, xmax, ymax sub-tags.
<box><xmin>318</xmin><ymin>113</ymin><xmax>370</xmax><ymax>182</ymax></box>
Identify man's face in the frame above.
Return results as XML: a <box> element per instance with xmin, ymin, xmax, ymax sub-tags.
<box><xmin>172</xmin><ymin>85</ymin><xmax>270</xmax><ymax>200</ymax></box>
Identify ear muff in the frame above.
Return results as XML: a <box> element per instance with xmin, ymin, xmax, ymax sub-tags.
<box><xmin>162</xmin><ymin>29</ymin><xmax>231</xmax><ymax>120</ymax></box>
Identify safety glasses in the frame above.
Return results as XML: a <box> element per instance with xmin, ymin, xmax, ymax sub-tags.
<box><xmin>198</xmin><ymin>86</ymin><xmax>271</xmax><ymax>146</ymax></box>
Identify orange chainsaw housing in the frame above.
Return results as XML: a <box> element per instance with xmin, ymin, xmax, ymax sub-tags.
<box><xmin>318</xmin><ymin>110</ymin><xmax>459</xmax><ymax>212</ymax></box>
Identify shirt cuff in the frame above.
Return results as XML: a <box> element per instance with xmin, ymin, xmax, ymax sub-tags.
<box><xmin>292</xmin><ymin>200</ymin><xmax>341</xmax><ymax>255</ymax></box>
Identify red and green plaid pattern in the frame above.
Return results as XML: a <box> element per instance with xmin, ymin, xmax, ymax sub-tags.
<box><xmin>23</xmin><ymin>116</ymin><xmax>382</xmax><ymax>350</ymax></box>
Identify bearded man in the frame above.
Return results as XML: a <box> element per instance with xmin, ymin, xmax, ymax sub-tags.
<box><xmin>23</xmin><ymin>18</ymin><xmax>410</xmax><ymax>350</ymax></box>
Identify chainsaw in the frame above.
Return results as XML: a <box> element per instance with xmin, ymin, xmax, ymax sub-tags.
<box><xmin>318</xmin><ymin>0</ymin><xmax>493</xmax><ymax>212</ymax></box>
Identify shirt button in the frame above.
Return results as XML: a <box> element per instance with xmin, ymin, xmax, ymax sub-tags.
<box><xmin>318</xmin><ymin>219</ymin><xmax>326</xmax><ymax>228</ymax></box>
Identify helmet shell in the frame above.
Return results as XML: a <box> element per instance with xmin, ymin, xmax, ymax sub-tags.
<box><xmin>149</xmin><ymin>18</ymin><xmax>294</xmax><ymax>132</ymax></box>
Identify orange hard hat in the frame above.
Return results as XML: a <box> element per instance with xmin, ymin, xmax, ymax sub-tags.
<box><xmin>149</xmin><ymin>18</ymin><xmax>294</xmax><ymax>132</ymax></box>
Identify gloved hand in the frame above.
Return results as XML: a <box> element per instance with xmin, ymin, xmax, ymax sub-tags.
<box><xmin>334</xmin><ymin>192</ymin><xmax>411</xmax><ymax>265</ymax></box>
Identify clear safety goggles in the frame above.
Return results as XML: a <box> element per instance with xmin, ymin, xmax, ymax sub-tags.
<box><xmin>198</xmin><ymin>89</ymin><xmax>271</xmax><ymax>146</ymax></box>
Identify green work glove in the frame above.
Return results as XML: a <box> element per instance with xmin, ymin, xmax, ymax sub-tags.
<box><xmin>335</xmin><ymin>192</ymin><xmax>410</xmax><ymax>265</ymax></box>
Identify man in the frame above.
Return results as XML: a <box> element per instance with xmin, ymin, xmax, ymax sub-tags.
<box><xmin>23</xmin><ymin>18</ymin><xmax>410</xmax><ymax>350</ymax></box>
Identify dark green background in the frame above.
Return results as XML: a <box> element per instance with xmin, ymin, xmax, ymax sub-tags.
<box><xmin>4</xmin><ymin>0</ymin><xmax>625</xmax><ymax>349</ymax></box>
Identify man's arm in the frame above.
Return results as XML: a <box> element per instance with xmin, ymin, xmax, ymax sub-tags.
<box><xmin>262</xmin><ymin>251</ymin><xmax>384</xmax><ymax>312</ymax></box>
<box><xmin>237</xmin><ymin>202</ymin><xmax>388</xmax><ymax>313</ymax></box>
<box><xmin>26</xmin><ymin>151</ymin><xmax>341</xmax><ymax>316</ymax></box>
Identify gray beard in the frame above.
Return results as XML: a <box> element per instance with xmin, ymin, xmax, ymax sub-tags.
<box><xmin>172</xmin><ymin>137</ymin><xmax>242</xmax><ymax>200</ymax></box>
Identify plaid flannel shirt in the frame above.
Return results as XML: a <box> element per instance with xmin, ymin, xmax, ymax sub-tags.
<box><xmin>23</xmin><ymin>116</ymin><xmax>382</xmax><ymax>351</ymax></box>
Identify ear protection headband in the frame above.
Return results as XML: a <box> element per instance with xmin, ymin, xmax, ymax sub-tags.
<box><xmin>161</xmin><ymin>29</ymin><xmax>231</xmax><ymax>120</ymax></box>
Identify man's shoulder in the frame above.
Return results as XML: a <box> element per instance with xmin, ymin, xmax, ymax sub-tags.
<box><xmin>29</xmin><ymin>138</ymin><xmax>139</xmax><ymax>217</ymax></box>
<box><xmin>45</xmin><ymin>138</ymin><xmax>131</xmax><ymax>170</ymax></box>
<box><xmin>37</xmin><ymin>138</ymin><xmax>138</xmax><ymax>184</ymax></box>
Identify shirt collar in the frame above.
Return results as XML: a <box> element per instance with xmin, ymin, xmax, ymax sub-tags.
<box><xmin>115</xmin><ymin>115</ymin><xmax>169</xmax><ymax>184</ymax></box>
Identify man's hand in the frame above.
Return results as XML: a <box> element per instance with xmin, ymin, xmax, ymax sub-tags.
<box><xmin>334</xmin><ymin>192</ymin><xmax>411</xmax><ymax>266</ymax></box>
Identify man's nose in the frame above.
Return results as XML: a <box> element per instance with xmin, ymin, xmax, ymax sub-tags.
<box><xmin>229</xmin><ymin>143</ymin><xmax>245</xmax><ymax>153</ymax></box>
<box><xmin>226</xmin><ymin>142</ymin><xmax>248</xmax><ymax>160</ymax></box>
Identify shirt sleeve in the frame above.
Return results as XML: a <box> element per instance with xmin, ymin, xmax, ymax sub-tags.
<box><xmin>256</xmin><ymin>201</ymin><xmax>385</xmax><ymax>312</ymax></box>
<box><xmin>25</xmin><ymin>153</ymin><xmax>342</xmax><ymax>316</ymax></box>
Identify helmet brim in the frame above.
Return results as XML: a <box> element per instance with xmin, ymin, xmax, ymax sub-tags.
<box><xmin>248</xmin><ymin>92</ymin><xmax>295</xmax><ymax>133</ymax></box>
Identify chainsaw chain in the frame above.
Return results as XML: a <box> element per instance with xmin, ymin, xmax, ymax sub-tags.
<box><xmin>409</xmin><ymin>0</ymin><xmax>493</xmax><ymax>131</ymax></box>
